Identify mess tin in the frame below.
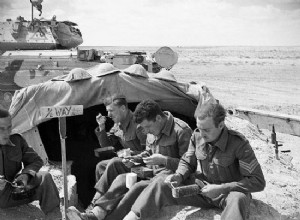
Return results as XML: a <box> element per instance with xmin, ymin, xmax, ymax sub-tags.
<box><xmin>131</xmin><ymin>166</ymin><xmax>153</xmax><ymax>179</ymax></box>
<box><xmin>11</xmin><ymin>184</ymin><xmax>36</xmax><ymax>200</ymax></box>
<box><xmin>94</xmin><ymin>146</ymin><xmax>115</xmax><ymax>157</ymax></box>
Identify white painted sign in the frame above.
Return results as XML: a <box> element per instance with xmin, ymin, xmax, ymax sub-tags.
<box><xmin>40</xmin><ymin>105</ymin><xmax>83</xmax><ymax>118</ymax></box>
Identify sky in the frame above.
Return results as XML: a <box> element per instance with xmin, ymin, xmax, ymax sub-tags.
<box><xmin>1</xmin><ymin>0</ymin><xmax>300</xmax><ymax>46</ymax></box>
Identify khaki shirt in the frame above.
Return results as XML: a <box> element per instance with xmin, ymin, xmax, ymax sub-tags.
<box><xmin>95</xmin><ymin>111</ymin><xmax>146</xmax><ymax>152</ymax></box>
<box><xmin>177</xmin><ymin>126</ymin><xmax>266</xmax><ymax>193</ymax></box>
<box><xmin>146</xmin><ymin>111</ymin><xmax>192</xmax><ymax>174</ymax></box>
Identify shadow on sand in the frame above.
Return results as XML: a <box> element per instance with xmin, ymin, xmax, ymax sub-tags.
<box><xmin>146</xmin><ymin>198</ymin><xmax>299</xmax><ymax>220</ymax></box>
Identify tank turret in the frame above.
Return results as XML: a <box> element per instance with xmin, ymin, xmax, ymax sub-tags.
<box><xmin>0</xmin><ymin>1</ymin><xmax>83</xmax><ymax>51</ymax></box>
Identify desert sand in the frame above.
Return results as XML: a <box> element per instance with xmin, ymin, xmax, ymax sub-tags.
<box><xmin>0</xmin><ymin>46</ymin><xmax>299</xmax><ymax>219</ymax></box>
<box><xmin>173</xmin><ymin>47</ymin><xmax>300</xmax><ymax>115</ymax></box>
<box><xmin>152</xmin><ymin>47</ymin><xmax>300</xmax><ymax>220</ymax></box>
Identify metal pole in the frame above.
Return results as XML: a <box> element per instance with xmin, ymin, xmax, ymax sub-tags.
<box><xmin>59</xmin><ymin>117</ymin><xmax>68</xmax><ymax>220</ymax></box>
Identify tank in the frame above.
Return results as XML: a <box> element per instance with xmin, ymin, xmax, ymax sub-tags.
<box><xmin>0</xmin><ymin>16</ymin><xmax>83</xmax><ymax>51</ymax></box>
<box><xmin>0</xmin><ymin>0</ymin><xmax>84</xmax><ymax>110</ymax></box>
<box><xmin>0</xmin><ymin>1</ymin><xmax>83</xmax><ymax>50</ymax></box>
<box><xmin>0</xmin><ymin>1</ymin><xmax>178</xmax><ymax>110</ymax></box>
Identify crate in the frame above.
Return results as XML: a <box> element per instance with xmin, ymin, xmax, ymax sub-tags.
<box><xmin>113</xmin><ymin>54</ymin><xmax>137</xmax><ymax>69</ymax></box>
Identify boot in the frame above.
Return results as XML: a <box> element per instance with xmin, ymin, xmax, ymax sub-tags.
<box><xmin>67</xmin><ymin>206</ymin><xmax>106</xmax><ymax>220</ymax></box>
<box><xmin>45</xmin><ymin>206</ymin><xmax>62</xmax><ymax>220</ymax></box>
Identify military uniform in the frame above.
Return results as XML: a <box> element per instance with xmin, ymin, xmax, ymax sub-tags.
<box><xmin>130</xmin><ymin>126</ymin><xmax>266</xmax><ymax>220</ymax></box>
<box><xmin>95</xmin><ymin>112</ymin><xmax>192</xmax><ymax>220</ymax></box>
<box><xmin>95</xmin><ymin>110</ymin><xmax>146</xmax><ymax>153</ymax></box>
<box><xmin>94</xmin><ymin>110</ymin><xmax>147</xmax><ymax>194</ymax></box>
<box><xmin>0</xmin><ymin>134</ymin><xmax>60</xmax><ymax>215</ymax></box>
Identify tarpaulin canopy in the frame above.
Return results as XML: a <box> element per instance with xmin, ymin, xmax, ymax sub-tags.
<box><xmin>8</xmin><ymin>65</ymin><xmax>215</xmax><ymax>162</ymax></box>
<box><xmin>9</xmin><ymin>68</ymin><xmax>214</xmax><ymax>134</ymax></box>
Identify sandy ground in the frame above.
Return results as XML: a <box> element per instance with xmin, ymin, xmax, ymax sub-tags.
<box><xmin>151</xmin><ymin>51</ymin><xmax>300</xmax><ymax>220</ymax></box>
<box><xmin>1</xmin><ymin>48</ymin><xmax>300</xmax><ymax>219</ymax></box>
<box><xmin>173</xmin><ymin>53</ymin><xmax>300</xmax><ymax>116</ymax></box>
<box><xmin>151</xmin><ymin>117</ymin><xmax>300</xmax><ymax>220</ymax></box>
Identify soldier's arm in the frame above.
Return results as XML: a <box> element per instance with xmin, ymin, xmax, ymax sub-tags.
<box><xmin>95</xmin><ymin>125</ymin><xmax>118</xmax><ymax>148</ymax></box>
<box><xmin>19</xmin><ymin>135</ymin><xmax>44</xmax><ymax>178</ymax></box>
<box><xmin>222</xmin><ymin>141</ymin><xmax>266</xmax><ymax>193</ymax></box>
<box><xmin>135</xmin><ymin>125</ymin><xmax>147</xmax><ymax>152</ymax></box>
<box><xmin>175</xmin><ymin>132</ymin><xmax>198</xmax><ymax>181</ymax></box>
<box><xmin>165</xmin><ymin>127</ymin><xmax>192</xmax><ymax>172</ymax></box>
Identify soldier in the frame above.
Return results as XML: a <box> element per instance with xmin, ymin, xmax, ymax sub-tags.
<box><xmin>67</xmin><ymin>99</ymin><xmax>193</xmax><ymax>220</ymax></box>
<box><xmin>124</xmin><ymin>102</ymin><xmax>266</xmax><ymax>220</ymax></box>
<box><xmin>0</xmin><ymin>108</ymin><xmax>61</xmax><ymax>220</ymax></box>
<box><xmin>91</xmin><ymin>95</ymin><xmax>147</xmax><ymax>206</ymax></box>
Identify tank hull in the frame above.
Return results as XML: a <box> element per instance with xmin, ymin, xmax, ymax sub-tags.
<box><xmin>0</xmin><ymin>46</ymin><xmax>177</xmax><ymax>110</ymax></box>
<box><xmin>0</xmin><ymin>50</ymin><xmax>93</xmax><ymax>109</ymax></box>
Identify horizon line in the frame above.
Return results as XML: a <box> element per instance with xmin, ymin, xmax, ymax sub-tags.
<box><xmin>80</xmin><ymin>45</ymin><xmax>300</xmax><ymax>47</ymax></box>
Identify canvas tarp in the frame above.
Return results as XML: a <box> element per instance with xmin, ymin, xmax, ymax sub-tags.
<box><xmin>9</xmin><ymin>71</ymin><xmax>215</xmax><ymax>135</ymax></box>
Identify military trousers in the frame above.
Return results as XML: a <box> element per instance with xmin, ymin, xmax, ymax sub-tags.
<box><xmin>0</xmin><ymin>171</ymin><xmax>60</xmax><ymax>214</ymax></box>
<box><xmin>94</xmin><ymin>171</ymin><xmax>173</xmax><ymax>220</ymax></box>
<box><xmin>95</xmin><ymin>158</ymin><xmax>110</xmax><ymax>183</ymax></box>
<box><xmin>131</xmin><ymin>175</ymin><xmax>251</xmax><ymax>220</ymax></box>
<box><xmin>94</xmin><ymin>157</ymin><xmax>130</xmax><ymax>194</ymax></box>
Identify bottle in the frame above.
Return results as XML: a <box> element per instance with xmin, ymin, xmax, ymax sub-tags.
<box><xmin>271</xmin><ymin>125</ymin><xmax>276</xmax><ymax>144</ymax></box>
<box><xmin>0</xmin><ymin>175</ymin><xmax>6</xmax><ymax>190</ymax></box>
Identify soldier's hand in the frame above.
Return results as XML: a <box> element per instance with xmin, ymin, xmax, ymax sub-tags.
<box><xmin>96</xmin><ymin>113</ymin><xmax>106</xmax><ymax>131</ymax></box>
<box><xmin>201</xmin><ymin>183</ymin><xmax>224</xmax><ymax>199</ymax></box>
<box><xmin>13</xmin><ymin>174</ymin><xmax>30</xmax><ymax>189</ymax></box>
<box><xmin>122</xmin><ymin>158</ymin><xmax>135</xmax><ymax>168</ymax></box>
<box><xmin>142</xmin><ymin>153</ymin><xmax>167</xmax><ymax>165</ymax></box>
<box><xmin>122</xmin><ymin>156</ymin><xmax>143</xmax><ymax>168</ymax></box>
<box><xmin>164</xmin><ymin>173</ymin><xmax>183</xmax><ymax>187</ymax></box>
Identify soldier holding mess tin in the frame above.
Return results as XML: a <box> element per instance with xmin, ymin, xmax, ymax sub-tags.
<box><xmin>67</xmin><ymin>99</ymin><xmax>192</xmax><ymax>220</ymax></box>
<box><xmin>90</xmin><ymin>95</ymin><xmax>147</xmax><ymax>209</ymax></box>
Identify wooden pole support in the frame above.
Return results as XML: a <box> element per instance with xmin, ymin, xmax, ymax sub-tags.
<box><xmin>40</xmin><ymin>105</ymin><xmax>83</xmax><ymax>219</ymax></box>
